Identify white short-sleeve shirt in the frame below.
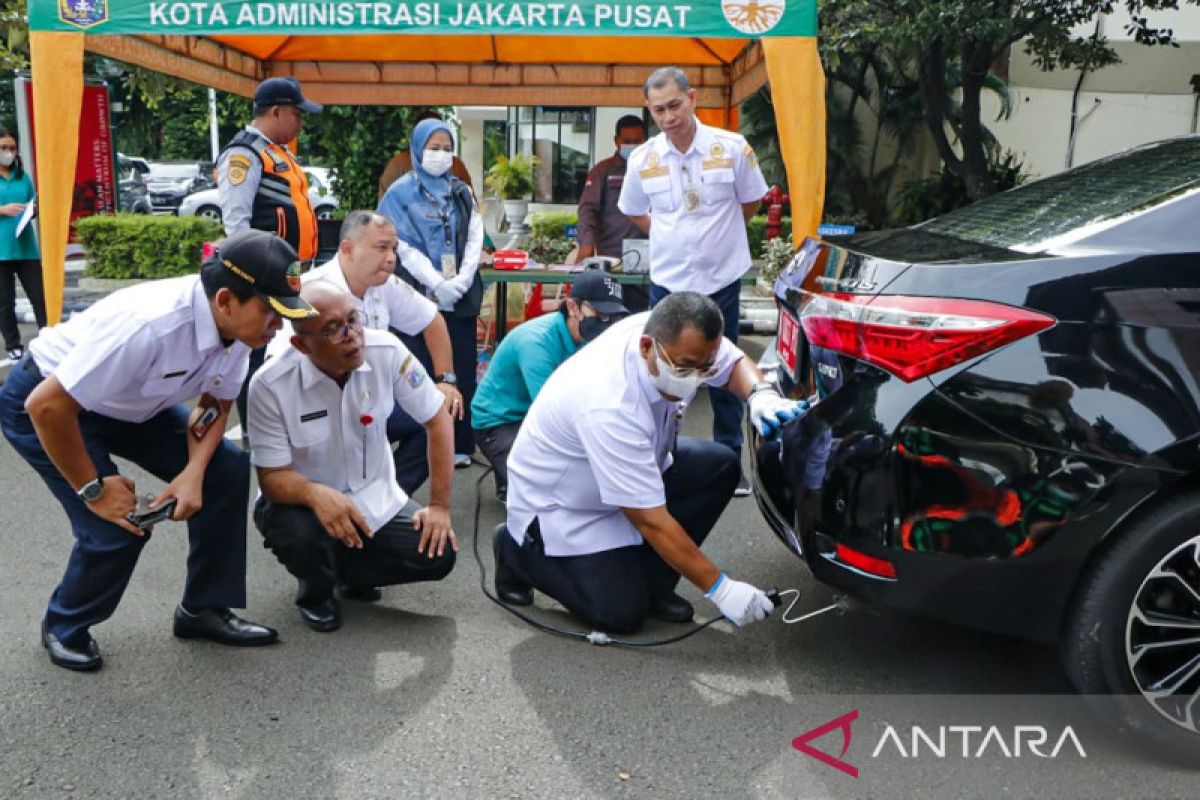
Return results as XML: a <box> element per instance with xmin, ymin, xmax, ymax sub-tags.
<box><xmin>505</xmin><ymin>312</ymin><xmax>744</xmax><ymax>557</ymax></box>
<box><xmin>618</xmin><ymin>119</ymin><xmax>769</xmax><ymax>295</ymax></box>
<box><xmin>248</xmin><ymin>328</ymin><xmax>444</xmax><ymax>533</ymax></box>
<box><xmin>266</xmin><ymin>255</ymin><xmax>438</xmax><ymax>361</ymax></box>
<box><xmin>28</xmin><ymin>275</ymin><xmax>250</xmax><ymax>422</ymax></box>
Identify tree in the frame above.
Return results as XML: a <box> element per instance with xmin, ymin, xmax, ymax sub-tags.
<box><xmin>821</xmin><ymin>0</ymin><xmax>1198</xmax><ymax>200</ymax></box>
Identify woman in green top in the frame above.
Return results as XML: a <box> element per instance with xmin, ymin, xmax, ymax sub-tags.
<box><xmin>0</xmin><ymin>128</ymin><xmax>44</xmax><ymax>360</ymax></box>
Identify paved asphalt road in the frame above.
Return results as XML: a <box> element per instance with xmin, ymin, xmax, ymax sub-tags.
<box><xmin>0</xmin><ymin>335</ymin><xmax>1194</xmax><ymax>798</ymax></box>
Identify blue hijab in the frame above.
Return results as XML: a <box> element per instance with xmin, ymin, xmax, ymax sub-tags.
<box><xmin>378</xmin><ymin>118</ymin><xmax>461</xmax><ymax>272</ymax></box>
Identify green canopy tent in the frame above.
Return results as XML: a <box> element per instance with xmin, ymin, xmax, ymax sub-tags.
<box><xmin>27</xmin><ymin>0</ymin><xmax>826</xmax><ymax>321</ymax></box>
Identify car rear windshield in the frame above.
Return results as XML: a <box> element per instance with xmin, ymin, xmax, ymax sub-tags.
<box><xmin>917</xmin><ymin>137</ymin><xmax>1200</xmax><ymax>250</ymax></box>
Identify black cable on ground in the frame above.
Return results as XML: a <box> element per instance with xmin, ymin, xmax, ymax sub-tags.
<box><xmin>470</xmin><ymin>463</ymin><xmax>731</xmax><ymax>647</ymax></box>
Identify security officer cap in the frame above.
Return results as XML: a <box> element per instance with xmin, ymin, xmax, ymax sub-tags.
<box><xmin>216</xmin><ymin>229</ymin><xmax>318</xmax><ymax>320</ymax></box>
<box><xmin>255</xmin><ymin>77</ymin><xmax>322</xmax><ymax>113</ymax></box>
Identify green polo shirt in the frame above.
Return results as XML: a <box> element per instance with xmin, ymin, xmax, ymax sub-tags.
<box><xmin>471</xmin><ymin>311</ymin><xmax>581</xmax><ymax>430</ymax></box>
<box><xmin>0</xmin><ymin>169</ymin><xmax>38</xmax><ymax>262</ymax></box>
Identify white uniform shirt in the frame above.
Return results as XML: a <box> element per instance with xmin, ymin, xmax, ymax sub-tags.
<box><xmin>248</xmin><ymin>328</ymin><xmax>444</xmax><ymax>533</ymax></box>
<box><xmin>266</xmin><ymin>254</ymin><xmax>438</xmax><ymax>360</ymax></box>
<box><xmin>505</xmin><ymin>312</ymin><xmax>744</xmax><ymax>556</ymax></box>
<box><xmin>28</xmin><ymin>276</ymin><xmax>249</xmax><ymax>422</ymax></box>
<box><xmin>618</xmin><ymin>119</ymin><xmax>768</xmax><ymax>295</ymax></box>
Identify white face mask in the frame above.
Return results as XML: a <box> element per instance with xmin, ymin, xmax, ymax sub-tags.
<box><xmin>618</xmin><ymin>144</ymin><xmax>637</xmax><ymax>161</ymax></box>
<box><xmin>649</xmin><ymin>348</ymin><xmax>703</xmax><ymax>402</ymax></box>
<box><xmin>0</xmin><ymin>151</ymin><xmax>15</xmax><ymax>168</ymax></box>
<box><xmin>422</xmin><ymin>150</ymin><xmax>453</xmax><ymax>177</ymax></box>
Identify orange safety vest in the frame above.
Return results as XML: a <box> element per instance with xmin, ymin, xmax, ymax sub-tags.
<box><xmin>224</xmin><ymin>129</ymin><xmax>317</xmax><ymax>261</ymax></box>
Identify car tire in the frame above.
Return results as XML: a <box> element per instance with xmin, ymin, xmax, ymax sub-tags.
<box><xmin>196</xmin><ymin>205</ymin><xmax>222</xmax><ymax>223</ymax></box>
<box><xmin>1060</xmin><ymin>493</ymin><xmax>1200</xmax><ymax>761</ymax></box>
<box><xmin>315</xmin><ymin>206</ymin><xmax>336</xmax><ymax>220</ymax></box>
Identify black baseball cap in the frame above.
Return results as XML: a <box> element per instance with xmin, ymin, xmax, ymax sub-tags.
<box><xmin>571</xmin><ymin>269</ymin><xmax>629</xmax><ymax>315</ymax></box>
<box><xmin>254</xmin><ymin>77</ymin><xmax>322</xmax><ymax>113</ymax></box>
<box><xmin>216</xmin><ymin>230</ymin><xmax>317</xmax><ymax>320</ymax></box>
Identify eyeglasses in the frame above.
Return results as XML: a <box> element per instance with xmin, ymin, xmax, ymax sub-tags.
<box><xmin>305</xmin><ymin>310</ymin><xmax>364</xmax><ymax>344</ymax></box>
<box><xmin>653</xmin><ymin>339</ymin><xmax>719</xmax><ymax>379</ymax></box>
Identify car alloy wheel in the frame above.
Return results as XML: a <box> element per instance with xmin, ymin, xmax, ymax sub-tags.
<box><xmin>1126</xmin><ymin>533</ymin><xmax>1200</xmax><ymax>734</ymax></box>
<box><xmin>196</xmin><ymin>205</ymin><xmax>222</xmax><ymax>222</ymax></box>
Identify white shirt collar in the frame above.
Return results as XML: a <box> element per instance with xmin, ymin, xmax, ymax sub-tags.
<box><xmin>297</xmin><ymin>350</ymin><xmax>374</xmax><ymax>392</ymax></box>
<box><xmin>659</xmin><ymin>117</ymin><xmax>712</xmax><ymax>158</ymax></box>
<box><xmin>190</xmin><ymin>279</ymin><xmax>221</xmax><ymax>352</ymax></box>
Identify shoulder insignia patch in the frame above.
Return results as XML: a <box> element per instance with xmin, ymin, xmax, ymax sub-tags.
<box><xmin>743</xmin><ymin>143</ymin><xmax>758</xmax><ymax>168</ymax></box>
<box><xmin>227</xmin><ymin>154</ymin><xmax>252</xmax><ymax>186</ymax></box>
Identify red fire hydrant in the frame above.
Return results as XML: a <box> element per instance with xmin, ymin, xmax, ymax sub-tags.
<box><xmin>764</xmin><ymin>185</ymin><xmax>789</xmax><ymax>241</ymax></box>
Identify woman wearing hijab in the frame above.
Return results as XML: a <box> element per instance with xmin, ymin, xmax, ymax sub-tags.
<box><xmin>378</xmin><ymin>116</ymin><xmax>484</xmax><ymax>470</ymax></box>
<box><xmin>0</xmin><ymin>127</ymin><xmax>44</xmax><ymax>361</ymax></box>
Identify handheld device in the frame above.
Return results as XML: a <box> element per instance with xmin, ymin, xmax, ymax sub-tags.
<box><xmin>191</xmin><ymin>404</ymin><xmax>220</xmax><ymax>440</ymax></box>
<box><xmin>128</xmin><ymin>496</ymin><xmax>177</xmax><ymax>530</ymax></box>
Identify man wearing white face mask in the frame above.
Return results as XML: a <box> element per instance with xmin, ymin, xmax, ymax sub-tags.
<box><xmin>575</xmin><ymin>115</ymin><xmax>649</xmax><ymax>311</ymax></box>
<box><xmin>493</xmin><ymin>292</ymin><xmax>807</xmax><ymax>633</ymax></box>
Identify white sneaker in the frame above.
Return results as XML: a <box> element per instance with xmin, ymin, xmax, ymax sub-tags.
<box><xmin>733</xmin><ymin>475</ymin><xmax>752</xmax><ymax>497</ymax></box>
<box><xmin>454</xmin><ymin>454</ymin><xmax>473</xmax><ymax>469</ymax></box>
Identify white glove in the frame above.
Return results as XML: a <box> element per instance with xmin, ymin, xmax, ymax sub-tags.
<box><xmin>449</xmin><ymin>272</ymin><xmax>474</xmax><ymax>293</ymax></box>
<box><xmin>433</xmin><ymin>280</ymin><xmax>464</xmax><ymax>308</ymax></box>
<box><xmin>705</xmin><ymin>573</ymin><xmax>773</xmax><ymax>627</ymax></box>
<box><xmin>749</xmin><ymin>389</ymin><xmax>808</xmax><ymax>439</ymax></box>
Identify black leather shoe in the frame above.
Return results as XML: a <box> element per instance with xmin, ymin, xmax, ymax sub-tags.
<box><xmin>41</xmin><ymin>623</ymin><xmax>102</xmax><ymax>671</ymax></box>
<box><xmin>297</xmin><ymin>598</ymin><xmax>342</xmax><ymax>632</ymax></box>
<box><xmin>173</xmin><ymin>606</ymin><xmax>279</xmax><ymax>646</ymax></box>
<box><xmin>493</xmin><ymin>526</ymin><xmax>533</xmax><ymax>606</ymax></box>
<box><xmin>649</xmin><ymin>593</ymin><xmax>695</xmax><ymax>623</ymax></box>
<box><xmin>338</xmin><ymin>584</ymin><xmax>382</xmax><ymax>603</ymax></box>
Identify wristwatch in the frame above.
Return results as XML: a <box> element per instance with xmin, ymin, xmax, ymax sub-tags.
<box><xmin>77</xmin><ymin>477</ymin><xmax>105</xmax><ymax>503</ymax></box>
<box><xmin>748</xmin><ymin>380</ymin><xmax>776</xmax><ymax>398</ymax></box>
<box><xmin>435</xmin><ymin>372</ymin><xmax>458</xmax><ymax>385</ymax></box>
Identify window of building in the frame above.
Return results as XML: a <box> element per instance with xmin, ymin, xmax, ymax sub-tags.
<box><xmin>507</xmin><ymin>106</ymin><xmax>595</xmax><ymax>203</ymax></box>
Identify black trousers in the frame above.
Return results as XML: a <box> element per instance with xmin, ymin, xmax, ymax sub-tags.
<box><xmin>254</xmin><ymin>496</ymin><xmax>456</xmax><ymax>604</ymax></box>
<box><xmin>0</xmin><ymin>259</ymin><xmax>46</xmax><ymax>350</ymax></box>
<box><xmin>475</xmin><ymin>421</ymin><xmax>521</xmax><ymax>499</ymax></box>
<box><xmin>496</xmin><ymin>436</ymin><xmax>740</xmax><ymax>633</ymax></box>
<box><xmin>397</xmin><ymin>312</ymin><xmax>478</xmax><ymax>460</ymax></box>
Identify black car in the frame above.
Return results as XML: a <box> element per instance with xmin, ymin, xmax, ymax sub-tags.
<box><xmin>146</xmin><ymin>160</ymin><xmax>214</xmax><ymax>214</ymax></box>
<box><xmin>753</xmin><ymin>135</ymin><xmax>1200</xmax><ymax>754</ymax></box>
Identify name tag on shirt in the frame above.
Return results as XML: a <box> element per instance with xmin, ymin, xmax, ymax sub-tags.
<box><xmin>300</xmin><ymin>409</ymin><xmax>329</xmax><ymax>423</ymax></box>
<box><xmin>441</xmin><ymin>252</ymin><xmax>457</xmax><ymax>278</ymax></box>
<box><xmin>702</xmin><ymin>158</ymin><xmax>734</xmax><ymax>170</ymax></box>
<box><xmin>639</xmin><ymin>166</ymin><xmax>669</xmax><ymax>180</ymax></box>
<box><xmin>162</xmin><ymin>370</ymin><xmax>187</xmax><ymax>379</ymax></box>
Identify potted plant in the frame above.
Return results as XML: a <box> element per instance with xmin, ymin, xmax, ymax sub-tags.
<box><xmin>486</xmin><ymin>153</ymin><xmax>538</xmax><ymax>228</ymax></box>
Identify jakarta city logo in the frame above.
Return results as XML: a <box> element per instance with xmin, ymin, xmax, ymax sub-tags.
<box><xmin>721</xmin><ymin>0</ymin><xmax>786</xmax><ymax>35</ymax></box>
<box><xmin>59</xmin><ymin>0</ymin><xmax>109</xmax><ymax>28</ymax></box>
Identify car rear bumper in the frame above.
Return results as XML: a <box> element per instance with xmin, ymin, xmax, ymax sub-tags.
<box><xmin>750</xmin><ymin>344</ymin><xmax>1151</xmax><ymax>643</ymax></box>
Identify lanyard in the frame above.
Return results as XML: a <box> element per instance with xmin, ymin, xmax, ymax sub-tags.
<box><xmin>418</xmin><ymin>182</ymin><xmax>453</xmax><ymax>250</ymax></box>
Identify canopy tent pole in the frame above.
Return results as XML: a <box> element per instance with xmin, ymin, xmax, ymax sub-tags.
<box><xmin>30</xmin><ymin>30</ymin><xmax>84</xmax><ymax>324</ymax></box>
<box><xmin>763</xmin><ymin>37</ymin><xmax>826</xmax><ymax>244</ymax></box>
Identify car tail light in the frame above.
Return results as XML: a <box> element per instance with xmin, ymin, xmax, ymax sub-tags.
<box><xmin>834</xmin><ymin>543</ymin><xmax>897</xmax><ymax>579</ymax></box>
<box><xmin>796</xmin><ymin>292</ymin><xmax>1055</xmax><ymax>382</ymax></box>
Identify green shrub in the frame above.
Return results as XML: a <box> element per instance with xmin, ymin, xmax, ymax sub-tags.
<box><xmin>75</xmin><ymin>214</ymin><xmax>222</xmax><ymax>280</ymax></box>
<box><xmin>529</xmin><ymin>211</ymin><xmax>578</xmax><ymax>240</ymax></box>
<box><xmin>746</xmin><ymin>214</ymin><xmax>791</xmax><ymax>260</ymax></box>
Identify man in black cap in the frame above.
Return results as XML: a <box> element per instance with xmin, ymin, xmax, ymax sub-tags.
<box><xmin>218</xmin><ymin>75</ymin><xmax>322</xmax><ymax>445</ymax></box>
<box><xmin>0</xmin><ymin>229</ymin><xmax>316</xmax><ymax>672</ymax></box>
<box><xmin>471</xmin><ymin>269</ymin><xmax>628</xmax><ymax>502</ymax></box>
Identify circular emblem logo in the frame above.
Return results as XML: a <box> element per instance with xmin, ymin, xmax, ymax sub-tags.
<box><xmin>647</xmin><ymin>151</ymin><xmax>660</xmax><ymax>168</ymax></box>
<box><xmin>711</xmin><ymin>143</ymin><xmax>724</xmax><ymax>158</ymax></box>
<box><xmin>722</xmin><ymin>0</ymin><xmax>786</xmax><ymax>35</ymax></box>
<box><xmin>286</xmin><ymin>263</ymin><xmax>302</xmax><ymax>293</ymax></box>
